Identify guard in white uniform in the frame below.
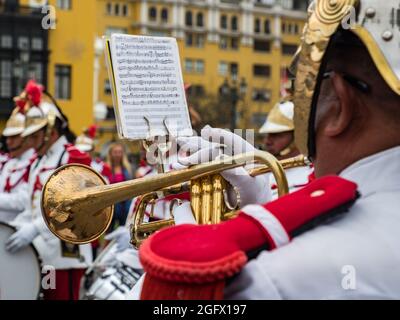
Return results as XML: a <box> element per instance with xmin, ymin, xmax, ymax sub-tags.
<box><xmin>134</xmin><ymin>0</ymin><xmax>400</xmax><ymax>300</ymax></box>
<box><xmin>259</xmin><ymin>100</ymin><xmax>313</xmax><ymax>196</ymax></box>
<box><xmin>0</xmin><ymin>108</ymin><xmax>35</xmax><ymax>223</ymax></box>
<box><xmin>6</xmin><ymin>82</ymin><xmax>93</xmax><ymax>300</ymax></box>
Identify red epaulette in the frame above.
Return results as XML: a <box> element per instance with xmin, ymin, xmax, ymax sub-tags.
<box><xmin>65</xmin><ymin>144</ymin><xmax>91</xmax><ymax>166</ymax></box>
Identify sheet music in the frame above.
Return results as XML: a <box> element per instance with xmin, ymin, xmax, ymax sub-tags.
<box><xmin>108</xmin><ymin>34</ymin><xmax>193</xmax><ymax>140</ymax></box>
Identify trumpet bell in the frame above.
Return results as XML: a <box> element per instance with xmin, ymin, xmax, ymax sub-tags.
<box><xmin>41</xmin><ymin>164</ymin><xmax>114</xmax><ymax>244</ymax></box>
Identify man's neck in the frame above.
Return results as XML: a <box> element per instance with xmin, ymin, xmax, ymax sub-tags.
<box><xmin>314</xmin><ymin>130</ymin><xmax>400</xmax><ymax>178</ymax></box>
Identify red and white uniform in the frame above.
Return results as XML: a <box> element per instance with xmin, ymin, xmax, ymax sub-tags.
<box><xmin>11</xmin><ymin>136</ymin><xmax>93</xmax><ymax>270</ymax></box>
<box><xmin>91</xmin><ymin>157</ymin><xmax>112</xmax><ymax>183</ymax></box>
<box><xmin>0</xmin><ymin>148</ymin><xmax>35</xmax><ymax>223</ymax></box>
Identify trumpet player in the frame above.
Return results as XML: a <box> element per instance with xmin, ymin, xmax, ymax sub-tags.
<box><xmin>135</xmin><ymin>0</ymin><xmax>400</xmax><ymax>299</ymax></box>
<box><xmin>5</xmin><ymin>80</ymin><xmax>93</xmax><ymax>300</ymax></box>
<box><xmin>259</xmin><ymin>100</ymin><xmax>314</xmax><ymax>196</ymax></box>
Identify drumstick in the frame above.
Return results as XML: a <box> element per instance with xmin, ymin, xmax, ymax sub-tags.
<box><xmin>85</xmin><ymin>239</ymin><xmax>117</xmax><ymax>276</ymax></box>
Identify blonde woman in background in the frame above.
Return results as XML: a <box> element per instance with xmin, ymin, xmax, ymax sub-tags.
<box><xmin>105</xmin><ymin>142</ymin><xmax>132</xmax><ymax>232</ymax></box>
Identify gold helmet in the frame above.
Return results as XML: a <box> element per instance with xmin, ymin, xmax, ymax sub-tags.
<box><xmin>259</xmin><ymin>101</ymin><xmax>295</xmax><ymax>134</ymax></box>
<box><xmin>21</xmin><ymin>101</ymin><xmax>65</xmax><ymax>138</ymax></box>
<box><xmin>292</xmin><ymin>0</ymin><xmax>400</xmax><ymax>157</ymax></box>
<box><xmin>2</xmin><ymin>108</ymin><xmax>26</xmax><ymax>137</ymax></box>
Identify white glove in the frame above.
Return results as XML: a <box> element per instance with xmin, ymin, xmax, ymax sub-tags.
<box><xmin>177</xmin><ymin>126</ymin><xmax>272</xmax><ymax>207</ymax></box>
<box><xmin>177</xmin><ymin>135</ymin><xmax>223</xmax><ymax>166</ymax></box>
<box><xmin>172</xmin><ymin>201</ymin><xmax>196</xmax><ymax>225</ymax></box>
<box><xmin>104</xmin><ymin>227</ymin><xmax>132</xmax><ymax>253</ymax></box>
<box><xmin>6</xmin><ymin>223</ymin><xmax>39</xmax><ymax>253</ymax></box>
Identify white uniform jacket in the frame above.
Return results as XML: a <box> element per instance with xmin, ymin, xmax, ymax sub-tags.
<box><xmin>225</xmin><ymin>146</ymin><xmax>400</xmax><ymax>299</ymax></box>
<box><xmin>11</xmin><ymin>136</ymin><xmax>92</xmax><ymax>270</ymax></box>
<box><xmin>0</xmin><ymin>148</ymin><xmax>35</xmax><ymax>223</ymax></box>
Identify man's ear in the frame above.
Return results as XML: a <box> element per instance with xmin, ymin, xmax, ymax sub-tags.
<box><xmin>324</xmin><ymin>72</ymin><xmax>356</xmax><ymax>137</ymax></box>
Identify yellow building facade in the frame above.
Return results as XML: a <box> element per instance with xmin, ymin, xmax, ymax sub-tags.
<box><xmin>13</xmin><ymin>0</ymin><xmax>306</xmax><ymax>151</ymax></box>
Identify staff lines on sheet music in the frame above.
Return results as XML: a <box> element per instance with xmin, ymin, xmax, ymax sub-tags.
<box><xmin>123</xmin><ymin>107</ymin><xmax>182</xmax><ymax>113</ymax></box>
<box><xmin>118</xmin><ymin>66</ymin><xmax>174</xmax><ymax>73</ymax></box>
<box><xmin>120</xmin><ymin>92</ymin><xmax>180</xmax><ymax>99</ymax></box>
<box><xmin>119</xmin><ymin>73</ymin><xmax>176</xmax><ymax>80</ymax></box>
<box><xmin>120</xmin><ymin>86</ymin><xmax>178</xmax><ymax>93</ymax></box>
<box><xmin>115</xmin><ymin>51</ymin><xmax>173</xmax><ymax>58</ymax></box>
<box><xmin>121</xmin><ymin>100</ymin><xmax>180</xmax><ymax>106</ymax></box>
<box><xmin>116</xmin><ymin>59</ymin><xmax>174</xmax><ymax>66</ymax></box>
<box><xmin>120</xmin><ymin>79</ymin><xmax>178</xmax><ymax>86</ymax></box>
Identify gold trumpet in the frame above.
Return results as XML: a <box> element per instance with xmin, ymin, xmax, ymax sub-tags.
<box><xmin>41</xmin><ymin>151</ymin><xmax>309</xmax><ymax>246</ymax></box>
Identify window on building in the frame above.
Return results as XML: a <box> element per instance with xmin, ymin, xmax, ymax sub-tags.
<box><xmin>122</xmin><ymin>4</ymin><xmax>129</xmax><ymax>17</ymax></box>
<box><xmin>230</xmin><ymin>63</ymin><xmax>238</xmax><ymax>79</ymax></box>
<box><xmin>195</xmin><ymin>60</ymin><xmax>204</xmax><ymax>73</ymax></box>
<box><xmin>106</xmin><ymin>2</ymin><xmax>112</xmax><ymax>15</ymax></box>
<box><xmin>31</xmin><ymin>38</ymin><xmax>43</xmax><ymax>51</ymax></box>
<box><xmin>253</xmin><ymin>40</ymin><xmax>271</xmax><ymax>52</ymax></box>
<box><xmin>253</xmin><ymin>64</ymin><xmax>271</xmax><ymax>77</ymax></box>
<box><xmin>55</xmin><ymin>65</ymin><xmax>72</xmax><ymax>100</ymax></box>
<box><xmin>184</xmin><ymin>59</ymin><xmax>193</xmax><ymax>73</ymax></box>
<box><xmin>161</xmin><ymin>8</ymin><xmax>168</xmax><ymax>23</ymax></box>
<box><xmin>114</xmin><ymin>3</ymin><xmax>120</xmax><ymax>16</ymax></box>
<box><xmin>0</xmin><ymin>35</ymin><xmax>12</xmax><ymax>49</ymax></box>
<box><xmin>288</xmin><ymin>23</ymin><xmax>293</xmax><ymax>34</ymax></box>
<box><xmin>254</xmin><ymin>18</ymin><xmax>261</xmax><ymax>33</ymax></box>
<box><xmin>252</xmin><ymin>88</ymin><xmax>271</xmax><ymax>102</ymax></box>
<box><xmin>282</xmin><ymin>22</ymin><xmax>286</xmax><ymax>33</ymax></box>
<box><xmin>185</xmin><ymin>33</ymin><xmax>193</xmax><ymax>46</ymax></box>
<box><xmin>294</xmin><ymin>24</ymin><xmax>299</xmax><ymax>34</ymax></box>
<box><xmin>29</xmin><ymin>63</ymin><xmax>43</xmax><ymax>83</ymax></box>
<box><xmin>104</xmin><ymin>79</ymin><xmax>112</xmax><ymax>95</ymax></box>
<box><xmin>219</xmin><ymin>36</ymin><xmax>228</xmax><ymax>50</ymax></box>
<box><xmin>0</xmin><ymin>60</ymin><xmax>12</xmax><ymax>98</ymax></box>
<box><xmin>220</xmin><ymin>15</ymin><xmax>227</xmax><ymax>29</ymax></box>
<box><xmin>185</xmin><ymin>11</ymin><xmax>193</xmax><ymax>26</ymax></box>
<box><xmin>282</xmin><ymin>43</ymin><xmax>298</xmax><ymax>55</ymax></box>
<box><xmin>231</xmin><ymin>37</ymin><xmax>239</xmax><ymax>50</ymax></box>
<box><xmin>195</xmin><ymin>34</ymin><xmax>205</xmax><ymax>48</ymax></box>
<box><xmin>57</xmin><ymin>0</ymin><xmax>72</xmax><ymax>10</ymax></box>
<box><xmin>231</xmin><ymin>16</ymin><xmax>238</xmax><ymax>31</ymax></box>
<box><xmin>18</xmin><ymin>37</ymin><xmax>29</xmax><ymax>50</ymax></box>
<box><xmin>196</xmin><ymin>12</ymin><xmax>204</xmax><ymax>27</ymax></box>
<box><xmin>218</xmin><ymin>61</ymin><xmax>228</xmax><ymax>76</ymax></box>
<box><xmin>149</xmin><ymin>7</ymin><xmax>157</xmax><ymax>21</ymax></box>
<box><xmin>264</xmin><ymin>20</ymin><xmax>270</xmax><ymax>34</ymax></box>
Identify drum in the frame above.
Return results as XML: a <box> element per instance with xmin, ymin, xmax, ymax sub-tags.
<box><xmin>0</xmin><ymin>222</ymin><xmax>42</xmax><ymax>300</ymax></box>
<box><xmin>84</xmin><ymin>262</ymin><xmax>143</xmax><ymax>300</ymax></box>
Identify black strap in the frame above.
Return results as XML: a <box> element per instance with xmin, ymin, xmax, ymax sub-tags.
<box><xmin>57</xmin><ymin>148</ymin><xmax>67</xmax><ymax>168</ymax></box>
